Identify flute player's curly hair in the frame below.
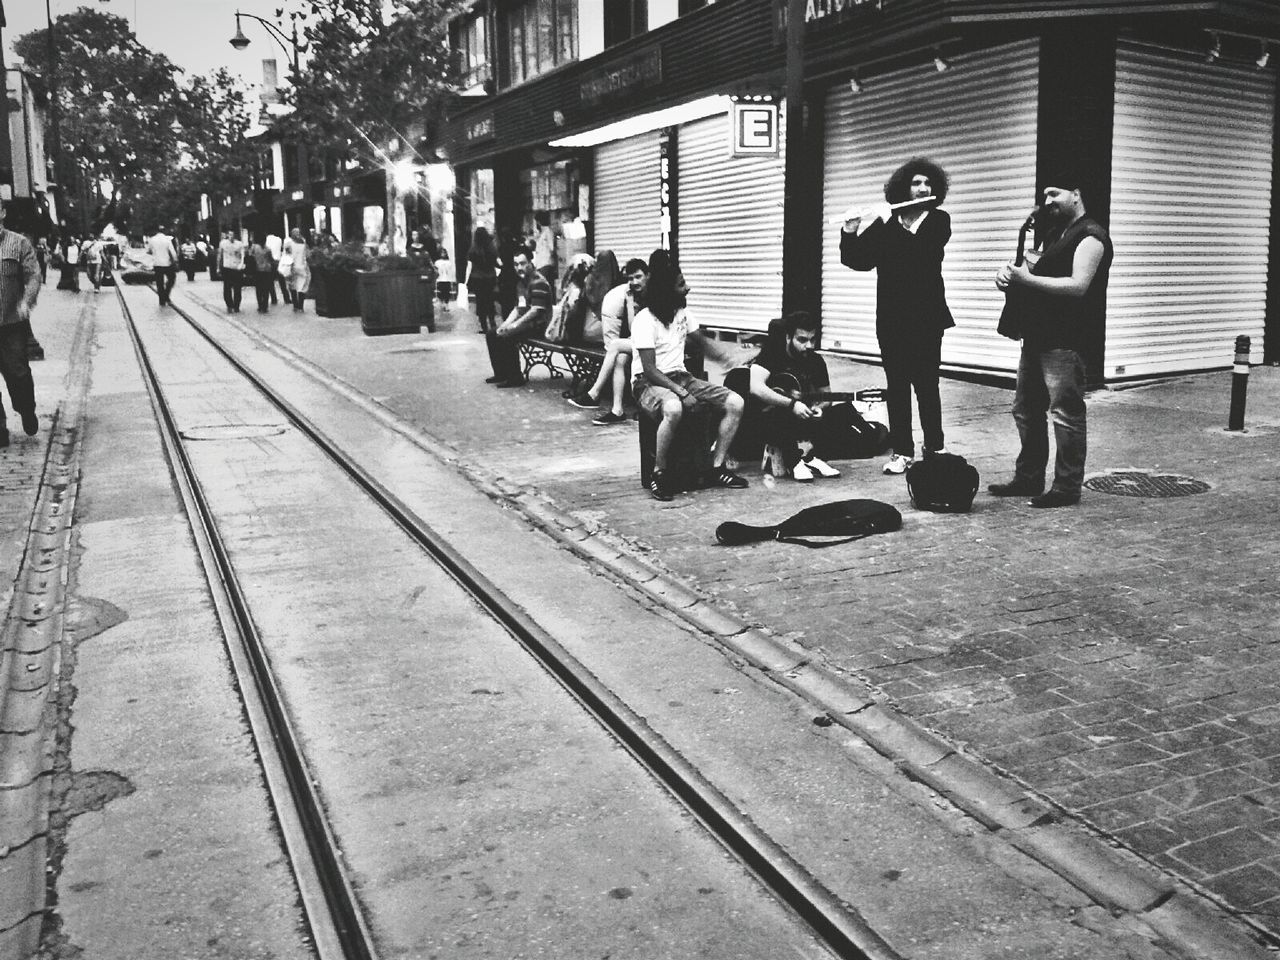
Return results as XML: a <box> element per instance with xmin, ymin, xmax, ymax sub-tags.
<box><xmin>883</xmin><ymin>157</ymin><xmax>949</xmax><ymax>205</ymax></box>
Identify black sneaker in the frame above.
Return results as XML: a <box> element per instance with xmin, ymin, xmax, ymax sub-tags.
<box><xmin>0</xmin><ymin>430</ymin><xmax>9</xmax><ymax>449</ymax></box>
<box><xmin>1028</xmin><ymin>489</ymin><xmax>1080</xmax><ymax>509</ymax></box>
<box><xmin>988</xmin><ymin>478</ymin><xmax>1044</xmax><ymax>497</ymax></box>
<box><xmin>648</xmin><ymin>470</ymin><xmax>674</xmax><ymax>501</ymax></box>
<box><xmin>567</xmin><ymin>393</ymin><xmax>596</xmax><ymax>409</ymax></box>
<box><xmin>20</xmin><ymin>411</ymin><xmax>37</xmax><ymax>436</ymax></box>
<box><xmin>704</xmin><ymin>467</ymin><xmax>749</xmax><ymax>489</ymax></box>
<box><xmin>592</xmin><ymin>411</ymin><xmax>627</xmax><ymax>426</ymax></box>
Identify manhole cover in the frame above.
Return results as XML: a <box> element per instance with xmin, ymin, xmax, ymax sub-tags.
<box><xmin>181</xmin><ymin>424</ymin><xmax>288</xmax><ymax>441</ymax></box>
<box><xmin>1084</xmin><ymin>471</ymin><xmax>1211</xmax><ymax>498</ymax></box>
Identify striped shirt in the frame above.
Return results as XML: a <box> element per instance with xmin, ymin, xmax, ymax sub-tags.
<box><xmin>0</xmin><ymin>228</ymin><xmax>41</xmax><ymax>328</ymax></box>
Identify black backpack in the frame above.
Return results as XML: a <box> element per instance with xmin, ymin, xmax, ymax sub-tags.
<box><xmin>905</xmin><ymin>453</ymin><xmax>980</xmax><ymax>513</ymax></box>
<box><xmin>716</xmin><ymin>499</ymin><xmax>902</xmax><ymax>548</ymax></box>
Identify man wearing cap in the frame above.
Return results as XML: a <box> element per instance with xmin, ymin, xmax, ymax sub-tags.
<box><xmin>0</xmin><ymin>198</ymin><xmax>43</xmax><ymax>447</ymax></box>
<box><xmin>991</xmin><ymin>175</ymin><xmax>1113</xmax><ymax>508</ymax></box>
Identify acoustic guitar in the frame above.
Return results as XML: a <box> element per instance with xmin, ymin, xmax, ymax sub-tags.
<box><xmin>723</xmin><ymin>367</ymin><xmax>884</xmax><ymax>405</ymax></box>
<box><xmin>997</xmin><ymin>208</ymin><xmax>1040</xmax><ymax>340</ymax></box>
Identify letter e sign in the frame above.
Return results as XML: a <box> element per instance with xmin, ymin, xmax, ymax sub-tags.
<box><xmin>731</xmin><ymin>102</ymin><xmax>780</xmax><ymax>157</ymax></box>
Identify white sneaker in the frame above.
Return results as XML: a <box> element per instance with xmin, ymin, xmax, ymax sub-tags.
<box><xmin>792</xmin><ymin>460</ymin><xmax>815</xmax><ymax>482</ymax></box>
<box><xmin>882</xmin><ymin>454</ymin><xmax>913</xmax><ymax>475</ymax></box>
<box><xmin>805</xmin><ymin>456</ymin><xmax>841</xmax><ymax>479</ymax></box>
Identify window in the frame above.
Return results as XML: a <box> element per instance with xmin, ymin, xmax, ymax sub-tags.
<box><xmin>454</xmin><ymin>13</ymin><xmax>490</xmax><ymax>88</ymax></box>
<box><xmin>507</xmin><ymin>0</ymin><xmax>577</xmax><ymax>86</ymax></box>
<box><xmin>604</xmin><ymin>0</ymin><xmax>646</xmax><ymax>47</ymax></box>
<box><xmin>255</xmin><ymin>149</ymin><xmax>274</xmax><ymax>191</ymax></box>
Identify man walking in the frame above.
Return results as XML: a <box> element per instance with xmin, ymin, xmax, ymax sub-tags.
<box><xmin>0</xmin><ymin>200</ymin><xmax>43</xmax><ymax>448</ymax></box>
<box><xmin>218</xmin><ymin>233</ymin><xmax>247</xmax><ymax>313</ymax></box>
<box><xmin>147</xmin><ymin>225</ymin><xmax>179</xmax><ymax>306</ymax></box>
<box><xmin>265</xmin><ymin>230</ymin><xmax>285</xmax><ymax>305</ymax></box>
<box><xmin>991</xmin><ymin>173</ymin><xmax>1113</xmax><ymax>508</ymax></box>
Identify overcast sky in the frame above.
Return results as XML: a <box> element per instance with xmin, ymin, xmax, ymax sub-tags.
<box><xmin>5</xmin><ymin>0</ymin><xmax>301</xmax><ymax>85</ymax></box>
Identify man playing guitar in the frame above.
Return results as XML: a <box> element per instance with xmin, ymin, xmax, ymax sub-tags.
<box><xmin>740</xmin><ymin>311</ymin><xmax>842</xmax><ymax>482</ymax></box>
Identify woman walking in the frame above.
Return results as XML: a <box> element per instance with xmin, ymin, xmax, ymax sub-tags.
<box><xmin>466</xmin><ymin>226</ymin><xmax>499</xmax><ymax>337</ymax></box>
<box><xmin>839</xmin><ymin>157</ymin><xmax>955</xmax><ymax>474</ymax></box>
<box><xmin>283</xmin><ymin>228</ymin><xmax>311</xmax><ymax>312</ymax></box>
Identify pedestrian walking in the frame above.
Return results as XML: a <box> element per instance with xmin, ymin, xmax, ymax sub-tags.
<box><xmin>218</xmin><ymin>233</ymin><xmax>246</xmax><ymax>313</ymax></box>
<box><xmin>840</xmin><ymin>157</ymin><xmax>955</xmax><ymax>476</ymax></box>
<box><xmin>466</xmin><ymin>226</ymin><xmax>499</xmax><ymax>337</ymax></box>
<box><xmin>84</xmin><ymin>236</ymin><xmax>104</xmax><ymax>291</ymax></box>
<box><xmin>146</xmin><ymin>225</ymin><xmax>178</xmax><ymax>306</ymax></box>
<box><xmin>179</xmin><ymin>238</ymin><xmax>198</xmax><ymax>281</ymax></box>
<box><xmin>0</xmin><ymin>199</ymin><xmax>43</xmax><ymax>448</ymax></box>
<box><xmin>282</xmin><ymin>228</ymin><xmax>311</xmax><ymax>312</ymax></box>
<box><xmin>246</xmin><ymin>235</ymin><xmax>276</xmax><ymax>313</ymax></box>
<box><xmin>990</xmin><ymin>171</ymin><xmax>1113</xmax><ymax>508</ymax></box>
<box><xmin>265</xmin><ymin>231</ymin><xmax>285</xmax><ymax>304</ymax></box>
<box><xmin>57</xmin><ymin>236</ymin><xmax>81</xmax><ymax>291</ymax></box>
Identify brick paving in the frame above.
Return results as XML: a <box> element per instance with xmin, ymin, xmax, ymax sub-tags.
<box><xmin>69</xmin><ymin>281</ymin><xmax>1280</xmax><ymax>936</ymax></box>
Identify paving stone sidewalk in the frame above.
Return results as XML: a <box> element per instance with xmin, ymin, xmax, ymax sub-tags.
<box><xmin>161</xmin><ymin>282</ymin><xmax>1280</xmax><ymax>939</ymax></box>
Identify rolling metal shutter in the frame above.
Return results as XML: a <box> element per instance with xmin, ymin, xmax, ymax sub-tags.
<box><xmin>592</xmin><ymin>132</ymin><xmax>663</xmax><ymax>266</ymax></box>
<box><xmin>821</xmin><ymin>40</ymin><xmax>1039</xmax><ymax>374</ymax></box>
<box><xmin>676</xmin><ymin>108</ymin><xmax>786</xmax><ymax>333</ymax></box>
<box><xmin>1107</xmin><ymin>43</ymin><xmax>1275</xmax><ymax>379</ymax></box>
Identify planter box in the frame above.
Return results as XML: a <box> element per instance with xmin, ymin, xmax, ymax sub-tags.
<box><xmin>357</xmin><ymin>269</ymin><xmax>435</xmax><ymax>336</ymax></box>
<box><xmin>312</xmin><ymin>266</ymin><xmax>361</xmax><ymax>318</ymax></box>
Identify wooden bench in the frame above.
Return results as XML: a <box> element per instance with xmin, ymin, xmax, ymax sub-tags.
<box><xmin>518</xmin><ymin>337</ymin><xmax>605</xmax><ymax>397</ymax></box>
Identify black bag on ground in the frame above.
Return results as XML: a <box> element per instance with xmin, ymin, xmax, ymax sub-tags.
<box><xmin>905</xmin><ymin>453</ymin><xmax>980</xmax><ymax>513</ymax></box>
<box><xmin>813</xmin><ymin>403</ymin><xmax>891</xmax><ymax>460</ymax></box>
<box><xmin>716</xmin><ymin>499</ymin><xmax>902</xmax><ymax>548</ymax></box>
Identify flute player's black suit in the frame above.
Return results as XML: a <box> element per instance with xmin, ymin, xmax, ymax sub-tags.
<box><xmin>840</xmin><ymin>208</ymin><xmax>955</xmax><ymax>458</ymax></box>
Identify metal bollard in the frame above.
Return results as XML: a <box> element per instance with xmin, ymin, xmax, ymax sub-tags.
<box><xmin>1228</xmin><ymin>335</ymin><xmax>1251</xmax><ymax>431</ymax></box>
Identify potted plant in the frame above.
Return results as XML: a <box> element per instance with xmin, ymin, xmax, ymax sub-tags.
<box><xmin>357</xmin><ymin>252</ymin><xmax>436</xmax><ymax>336</ymax></box>
<box><xmin>307</xmin><ymin>242</ymin><xmax>366</xmax><ymax>318</ymax></box>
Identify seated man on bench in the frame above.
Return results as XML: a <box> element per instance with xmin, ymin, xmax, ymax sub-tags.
<box><xmin>492</xmin><ymin>246</ymin><xmax>552</xmax><ymax>387</ymax></box>
<box><xmin>743</xmin><ymin>311</ymin><xmax>842</xmax><ymax>482</ymax></box>
<box><xmin>633</xmin><ymin>250</ymin><xmax>748</xmax><ymax>501</ymax></box>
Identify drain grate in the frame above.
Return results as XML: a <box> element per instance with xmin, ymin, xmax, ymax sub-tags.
<box><xmin>1084</xmin><ymin>471</ymin><xmax>1211</xmax><ymax>498</ymax></box>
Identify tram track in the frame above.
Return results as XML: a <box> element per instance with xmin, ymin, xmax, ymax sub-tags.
<box><xmin>116</xmin><ymin>289</ymin><xmax>899</xmax><ymax>959</ymax></box>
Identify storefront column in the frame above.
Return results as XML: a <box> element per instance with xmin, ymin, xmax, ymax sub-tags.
<box><xmin>1267</xmin><ymin>73</ymin><xmax>1280</xmax><ymax>365</ymax></box>
<box><xmin>782</xmin><ymin>0</ymin><xmax>821</xmax><ymax>319</ymax></box>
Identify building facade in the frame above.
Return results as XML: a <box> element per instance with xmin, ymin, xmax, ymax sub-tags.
<box><xmin>440</xmin><ymin>0</ymin><xmax>1280</xmax><ymax>380</ymax></box>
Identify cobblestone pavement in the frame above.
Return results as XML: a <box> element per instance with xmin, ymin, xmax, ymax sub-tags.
<box><xmin>109</xmin><ymin>282</ymin><xmax>1280</xmax><ymax>937</ymax></box>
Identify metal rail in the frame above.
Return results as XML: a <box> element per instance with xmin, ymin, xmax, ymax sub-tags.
<box><xmin>117</xmin><ymin>291</ymin><xmax>377</xmax><ymax>960</ymax></box>
<box><xmin>138</xmin><ymin>290</ymin><xmax>904</xmax><ymax>960</ymax></box>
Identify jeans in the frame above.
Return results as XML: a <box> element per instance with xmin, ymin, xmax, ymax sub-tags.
<box><xmin>155</xmin><ymin>265</ymin><xmax>176</xmax><ymax>304</ymax></box>
<box><xmin>0</xmin><ymin>322</ymin><xmax>36</xmax><ymax>433</ymax></box>
<box><xmin>1013</xmin><ymin>346</ymin><xmax>1087</xmax><ymax>495</ymax></box>
<box><xmin>881</xmin><ymin>332</ymin><xmax>944</xmax><ymax>458</ymax></box>
<box><xmin>222</xmin><ymin>270</ymin><xmax>243</xmax><ymax>311</ymax></box>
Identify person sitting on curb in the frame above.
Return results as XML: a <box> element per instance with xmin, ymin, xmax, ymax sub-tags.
<box><xmin>492</xmin><ymin>246</ymin><xmax>552</xmax><ymax>387</ymax></box>
<box><xmin>743</xmin><ymin>311</ymin><xmax>841</xmax><ymax>482</ymax></box>
<box><xmin>568</xmin><ymin>256</ymin><xmax>648</xmax><ymax>425</ymax></box>
<box><xmin>633</xmin><ymin>249</ymin><xmax>748</xmax><ymax>501</ymax></box>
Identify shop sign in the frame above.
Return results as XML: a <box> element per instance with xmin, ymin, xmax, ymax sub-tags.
<box><xmin>806</xmin><ymin>0</ymin><xmax>883</xmax><ymax>22</ymax></box>
<box><xmin>579</xmin><ymin>48</ymin><xmax>663</xmax><ymax>107</ymax></box>
<box><xmin>465</xmin><ymin>113</ymin><xmax>495</xmax><ymax>143</ymax></box>
<box><xmin>730</xmin><ymin>100</ymin><xmax>779</xmax><ymax>157</ymax></box>
<box><xmin>659</xmin><ymin>129</ymin><xmax>675</xmax><ymax>257</ymax></box>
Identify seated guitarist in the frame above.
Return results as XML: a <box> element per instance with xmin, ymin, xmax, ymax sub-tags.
<box><xmin>744</xmin><ymin>312</ymin><xmax>841</xmax><ymax>482</ymax></box>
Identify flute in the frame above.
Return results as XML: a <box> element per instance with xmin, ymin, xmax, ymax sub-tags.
<box><xmin>827</xmin><ymin>195</ymin><xmax>938</xmax><ymax>227</ymax></box>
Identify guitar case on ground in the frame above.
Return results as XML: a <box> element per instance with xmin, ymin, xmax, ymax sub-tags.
<box><xmin>716</xmin><ymin>499</ymin><xmax>902</xmax><ymax>547</ymax></box>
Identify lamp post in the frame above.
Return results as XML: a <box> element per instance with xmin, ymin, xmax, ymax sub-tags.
<box><xmin>229</xmin><ymin>11</ymin><xmax>301</xmax><ymax>74</ymax></box>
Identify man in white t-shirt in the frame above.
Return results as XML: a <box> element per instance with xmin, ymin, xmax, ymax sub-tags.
<box><xmin>145</xmin><ymin>226</ymin><xmax>178</xmax><ymax>306</ymax></box>
<box><xmin>264</xmin><ymin>232</ymin><xmax>285</xmax><ymax>304</ymax></box>
<box><xmin>632</xmin><ymin>264</ymin><xmax>747</xmax><ymax>501</ymax></box>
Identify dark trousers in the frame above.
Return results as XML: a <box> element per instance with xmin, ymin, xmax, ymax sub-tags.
<box><xmin>1013</xmin><ymin>346</ymin><xmax>1087</xmax><ymax>495</ymax></box>
<box><xmin>0</xmin><ymin>322</ymin><xmax>36</xmax><ymax>435</ymax></box>
<box><xmin>182</xmin><ymin>261</ymin><xmax>196</xmax><ymax>281</ymax></box>
<box><xmin>253</xmin><ymin>276</ymin><xmax>274</xmax><ymax>312</ymax></box>
<box><xmin>222</xmin><ymin>270</ymin><xmax>243</xmax><ymax>311</ymax></box>
<box><xmin>277</xmin><ymin>274</ymin><xmax>290</xmax><ymax>304</ymax></box>
<box><xmin>485</xmin><ymin>332</ymin><xmax>523</xmax><ymax>383</ymax></box>
<box><xmin>155</xmin><ymin>265</ymin><xmax>176</xmax><ymax>304</ymax></box>
<box><xmin>472</xmin><ymin>278</ymin><xmax>497</xmax><ymax>330</ymax></box>
<box><xmin>881</xmin><ymin>332</ymin><xmax>944</xmax><ymax>458</ymax></box>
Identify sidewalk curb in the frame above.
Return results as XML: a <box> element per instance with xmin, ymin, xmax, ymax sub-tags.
<box><xmin>186</xmin><ymin>298</ymin><xmax>1277</xmax><ymax>960</ymax></box>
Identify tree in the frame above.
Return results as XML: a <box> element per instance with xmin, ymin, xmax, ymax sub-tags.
<box><xmin>15</xmin><ymin>9</ymin><xmax>257</xmax><ymax>237</ymax></box>
<box><xmin>284</xmin><ymin>0</ymin><xmax>460</xmax><ymax>250</ymax></box>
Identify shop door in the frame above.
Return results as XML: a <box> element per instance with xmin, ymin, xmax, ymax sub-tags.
<box><xmin>1107</xmin><ymin>42</ymin><xmax>1275</xmax><ymax>379</ymax></box>
<box><xmin>676</xmin><ymin>108</ymin><xmax>786</xmax><ymax>334</ymax></box>
<box><xmin>592</xmin><ymin>132</ymin><xmax>663</xmax><ymax>265</ymax></box>
<box><xmin>821</xmin><ymin>40</ymin><xmax>1040</xmax><ymax>374</ymax></box>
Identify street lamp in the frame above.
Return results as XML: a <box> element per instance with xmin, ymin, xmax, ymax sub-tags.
<box><xmin>229</xmin><ymin>11</ymin><xmax>301</xmax><ymax>73</ymax></box>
